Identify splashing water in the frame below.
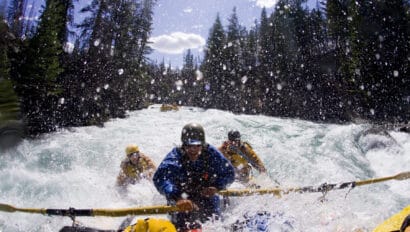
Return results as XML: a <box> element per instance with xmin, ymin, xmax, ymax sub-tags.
<box><xmin>1</xmin><ymin>105</ymin><xmax>409</xmax><ymax>231</ymax></box>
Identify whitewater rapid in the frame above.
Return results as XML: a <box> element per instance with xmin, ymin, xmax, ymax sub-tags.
<box><xmin>1</xmin><ymin>105</ymin><xmax>409</xmax><ymax>231</ymax></box>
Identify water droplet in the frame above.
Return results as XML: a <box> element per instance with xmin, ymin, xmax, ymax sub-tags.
<box><xmin>241</xmin><ymin>76</ymin><xmax>248</xmax><ymax>84</ymax></box>
<box><xmin>94</xmin><ymin>39</ymin><xmax>101</xmax><ymax>47</ymax></box>
<box><xmin>175</xmin><ymin>80</ymin><xmax>183</xmax><ymax>91</ymax></box>
<box><xmin>196</xmin><ymin>70</ymin><xmax>203</xmax><ymax>81</ymax></box>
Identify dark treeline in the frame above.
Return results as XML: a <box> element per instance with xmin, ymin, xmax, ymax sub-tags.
<box><xmin>1</xmin><ymin>0</ymin><xmax>156</xmax><ymax>135</ymax></box>
<box><xmin>155</xmin><ymin>1</ymin><xmax>410</xmax><ymax>124</ymax></box>
<box><xmin>0</xmin><ymin>0</ymin><xmax>409</xmax><ymax>137</ymax></box>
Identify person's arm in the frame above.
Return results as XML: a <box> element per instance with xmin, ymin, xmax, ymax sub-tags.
<box><xmin>140</xmin><ymin>154</ymin><xmax>157</xmax><ymax>178</ymax></box>
<box><xmin>208</xmin><ymin>145</ymin><xmax>235</xmax><ymax>190</ymax></box>
<box><xmin>218</xmin><ymin>141</ymin><xmax>229</xmax><ymax>155</ymax></box>
<box><xmin>153</xmin><ymin>149</ymin><xmax>182</xmax><ymax>201</ymax></box>
<box><xmin>116</xmin><ymin>163</ymin><xmax>128</xmax><ymax>187</ymax></box>
<box><xmin>242</xmin><ymin>143</ymin><xmax>267</xmax><ymax>173</ymax></box>
<box><xmin>141</xmin><ymin>154</ymin><xmax>156</xmax><ymax>170</ymax></box>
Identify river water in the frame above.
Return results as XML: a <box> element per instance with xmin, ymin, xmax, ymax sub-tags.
<box><xmin>1</xmin><ymin>105</ymin><xmax>409</xmax><ymax>231</ymax></box>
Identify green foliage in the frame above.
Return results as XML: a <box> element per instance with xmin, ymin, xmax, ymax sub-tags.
<box><xmin>0</xmin><ymin>18</ymin><xmax>20</xmax><ymax>123</ymax></box>
<box><xmin>201</xmin><ymin>14</ymin><xmax>226</xmax><ymax>108</ymax></box>
<box><xmin>11</xmin><ymin>0</ymin><xmax>67</xmax><ymax>134</ymax></box>
<box><xmin>0</xmin><ymin>79</ymin><xmax>20</xmax><ymax>122</ymax></box>
<box><xmin>2</xmin><ymin>0</ymin><xmax>409</xmax><ymax>135</ymax></box>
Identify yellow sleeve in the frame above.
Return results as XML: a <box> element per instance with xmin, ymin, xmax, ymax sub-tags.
<box><xmin>140</xmin><ymin>154</ymin><xmax>157</xmax><ymax>179</ymax></box>
<box><xmin>116</xmin><ymin>170</ymin><xmax>127</xmax><ymax>186</ymax></box>
<box><xmin>218</xmin><ymin>142</ymin><xmax>230</xmax><ymax>159</ymax></box>
<box><xmin>242</xmin><ymin>143</ymin><xmax>267</xmax><ymax>173</ymax></box>
<box><xmin>116</xmin><ymin>160</ymin><xmax>130</xmax><ymax>186</ymax></box>
<box><xmin>140</xmin><ymin>154</ymin><xmax>156</xmax><ymax>170</ymax></box>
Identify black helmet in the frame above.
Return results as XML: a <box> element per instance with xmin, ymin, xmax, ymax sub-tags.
<box><xmin>181</xmin><ymin>123</ymin><xmax>205</xmax><ymax>145</ymax></box>
<box><xmin>228</xmin><ymin>130</ymin><xmax>241</xmax><ymax>141</ymax></box>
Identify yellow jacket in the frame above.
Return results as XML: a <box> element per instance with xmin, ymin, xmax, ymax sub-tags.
<box><xmin>373</xmin><ymin>205</ymin><xmax>410</xmax><ymax>232</ymax></box>
<box><xmin>219</xmin><ymin>141</ymin><xmax>266</xmax><ymax>182</ymax></box>
<box><xmin>124</xmin><ymin>218</ymin><xmax>176</xmax><ymax>232</ymax></box>
<box><xmin>116</xmin><ymin>153</ymin><xmax>156</xmax><ymax>186</ymax></box>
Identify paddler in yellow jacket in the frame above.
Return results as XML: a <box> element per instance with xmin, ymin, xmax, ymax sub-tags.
<box><xmin>116</xmin><ymin>144</ymin><xmax>157</xmax><ymax>188</ymax></box>
<box><xmin>219</xmin><ymin>130</ymin><xmax>267</xmax><ymax>184</ymax></box>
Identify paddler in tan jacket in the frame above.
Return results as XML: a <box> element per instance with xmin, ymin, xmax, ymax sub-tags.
<box><xmin>116</xmin><ymin>144</ymin><xmax>156</xmax><ymax>188</ymax></box>
<box><xmin>219</xmin><ymin>130</ymin><xmax>266</xmax><ymax>184</ymax></box>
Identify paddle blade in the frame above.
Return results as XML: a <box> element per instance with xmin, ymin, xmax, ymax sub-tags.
<box><xmin>0</xmin><ymin>203</ymin><xmax>179</xmax><ymax>217</ymax></box>
<box><xmin>394</xmin><ymin>171</ymin><xmax>410</xmax><ymax>180</ymax></box>
<box><xmin>0</xmin><ymin>203</ymin><xmax>45</xmax><ymax>214</ymax></box>
<box><xmin>0</xmin><ymin>203</ymin><xmax>16</xmax><ymax>212</ymax></box>
<box><xmin>356</xmin><ymin>171</ymin><xmax>410</xmax><ymax>186</ymax></box>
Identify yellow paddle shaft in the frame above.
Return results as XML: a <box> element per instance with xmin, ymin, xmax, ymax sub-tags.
<box><xmin>92</xmin><ymin>205</ymin><xmax>179</xmax><ymax>217</ymax></box>
<box><xmin>0</xmin><ymin>203</ymin><xmax>179</xmax><ymax>217</ymax></box>
<box><xmin>355</xmin><ymin>171</ymin><xmax>410</xmax><ymax>186</ymax></box>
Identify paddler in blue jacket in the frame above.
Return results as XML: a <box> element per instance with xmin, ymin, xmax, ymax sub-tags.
<box><xmin>153</xmin><ymin>123</ymin><xmax>235</xmax><ymax>232</ymax></box>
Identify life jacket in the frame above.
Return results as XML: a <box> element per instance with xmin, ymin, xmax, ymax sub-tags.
<box><xmin>123</xmin><ymin>218</ymin><xmax>176</xmax><ymax>232</ymax></box>
<box><xmin>221</xmin><ymin>141</ymin><xmax>266</xmax><ymax>172</ymax></box>
<box><xmin>373</xmin><ymin>205</ymin><xmax>410</xmax><ymax>232</ymax></box>
<box><xmin>221</xmin><ymin>142</ymin><xmax>251</xmax><ymax>169</ymax></box>
<box><xmin>117</xmin><ymin>154</ymin><xmax>156</xmax><ymax>185</ymax></box>
<box><xmin>121</xmin><ymin>156</ymin><xmax>153</xmax><ymax>181</ymax></box>
<box><xmin>178</xmin><ymin>145</ymin><xmax>212</xmax><ymax>199</ymax></box>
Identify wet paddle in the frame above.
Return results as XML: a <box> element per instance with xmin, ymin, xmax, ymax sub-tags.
<box><xmin>2</xmin><ymin>172</ymin><xmax>408</xmax><ymax>217</ymax></box>
<box><xmin>0</xmin><ymin>203</ymin><xmax>179</xmax><ymax>217</ymax></box>
<box><xmin>220</xmin><ymin>171</ymin><xmax>410</xmax><ymax>197</ymax></box>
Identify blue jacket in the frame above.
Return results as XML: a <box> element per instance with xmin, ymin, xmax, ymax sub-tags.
<box><xmin>153</xmin><ymin>144</ymin><xmax>235</xmax><ymax>201</ymax></box>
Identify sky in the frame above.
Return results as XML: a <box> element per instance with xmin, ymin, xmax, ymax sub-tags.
<box><xmin>4</xmin><ymin>0</ymin><xmax>314</xmax><ymax>68</ymax></box>
<box><xmin>149</xmin><ymin>0</ymin><xmax>287</xmax><ymax>68</ymax></box>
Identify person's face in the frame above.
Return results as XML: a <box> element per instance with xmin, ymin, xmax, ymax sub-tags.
<box><xmin>229</xmin><ymin>140</ymin><xmax>240</xmax><ymax>146</ymax></box>
<box><xmin>128</xmin><ymin>152</ymin><xmax>140</xmax><ymax>164</ymax></box>
<box><xmin>184</xmin><ymin>145</ymin><xmax>202</xmax><ymax>161</ymax></box>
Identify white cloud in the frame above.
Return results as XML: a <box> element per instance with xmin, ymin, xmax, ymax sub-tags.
<box><xmin>149</xmin><ymin>32</ymin><xmax>205</xmax><ymax>54</ymax></box>
<box><xmin>253</xmin><ymin>0</ymin><xmax>279</xmax><ymax>8</ymax></box>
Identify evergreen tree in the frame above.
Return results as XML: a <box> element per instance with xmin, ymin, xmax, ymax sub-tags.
<box><xmin>241</xmin><ymin>25</ymin><xmax>261</xmax><ymax>113</ymax></box>
<box><xmin>7</xmin><ymin>0</ymin><xmax>25</xmax><ymax>37</ymax></box>
<box><xmin>374</xmin><ymin>0</ymin><xmax>409</xmax><ymax>122</ymax></box>
<box><xmin>180</xmin><ymin>49</ymin><xmax>195</xmax><ymax>105</ymax></box>
<box><xmin>14</xmin><ymin>0</ymin><xmax>66</xmax><ymax>134</ymax></box>
<box><xmin>146</xmin><ymin>60</ymin><xmax>173</xmax><ymax>104</ymax></box>
<box><xmin>257</xmin><ymin>8</ymin><xmax>274</xmax><ymax>113</ymax></box>
<box><xmin>268</xmin><ymin>0</ymin><xmax>299</xmax><ymax>116</ymax></box>
<box><xmin>325</xmin><ymin>0</ymin><xmax>358</xmax><ymax>120</ymax></box>
<box><xmin>306</xmin><ymin>7</ymin><xmax>345</xmax><ymax>121</ymax></box>
<box><xmin>258</xmin><ymin>7</ymin><xmax>273</xmax><ymax>75</ymax></box>
<box><xmin>224</xmin><ymin>7</ymin><xmax>243</xmax><ymax>111</ymax></box>
<box><xmin>77</xmin><ymin>0</ymin><xmax>116</xmax><ymax>125</ymax></box>
<box><xmin>346</xmin><ymin>0</ymin><xmax>410</xmax><ymax>121</ymax></box>
<box><xmin>201</xmin><ymin>14</ymin><xmax>226</xmax><ymax>108</ymax></box>
<box><xmin>119</xmin><ymin>0</ymin><xmax>156</xmax><ymax>111</ymax></box>
<box><xmin>75</xmin><ymin>0</ymin><xmax>155</xmax><ymax>123</ymax></box>
<box><xmin>0</xmin><ymin>18</ymin><xmax>20</xmax><ymax>123</ymax></box>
